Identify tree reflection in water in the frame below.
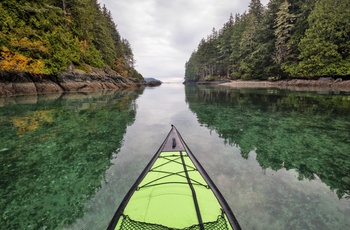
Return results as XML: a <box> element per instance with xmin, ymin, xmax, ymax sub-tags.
<box><xmin>186</xmin><ymin>86</ymin><xmax>350</xmax><ymax>199</ymax></box>
<box><xmin>0</xmin><ymin>89</ymin><xmax>143</xmax><ymax>229</ymax></box>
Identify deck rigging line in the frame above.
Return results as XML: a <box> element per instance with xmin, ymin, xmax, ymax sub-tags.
<box><xmin>180</xmin><ymin>151</ymin><xmax>204</xmax><ymax>230</ymax></box>
<box><xmin>137</xmin><ymin>155</ymin><xmax>208</xmax><ymax>190</ymax></box>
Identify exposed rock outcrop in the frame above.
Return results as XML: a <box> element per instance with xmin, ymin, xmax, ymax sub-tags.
<box><xmin>144</xmin><ymin>77</ymin><xmax>162</xmax><ymax>86</ymax></box>
<box><xmin>0</xmin><ymin>68</ymin><xmax>146</xmax><ymax>96</ymax></box>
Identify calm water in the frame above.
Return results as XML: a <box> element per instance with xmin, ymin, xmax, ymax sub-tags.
<box><xmin>0</xmin><ymin>84</ymin><xmax>349</xmax><ymax>230</ymax></box>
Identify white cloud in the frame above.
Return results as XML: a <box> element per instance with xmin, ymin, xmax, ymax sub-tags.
<box><xmin>98</xmin><ymin>0</ymin><xmax>270</xmax><ymax>81</ymax></box>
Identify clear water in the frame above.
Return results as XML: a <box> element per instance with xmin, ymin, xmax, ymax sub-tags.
<box><xmin>0</xmin><ymin>84</ymin><xmax>349</xmax><ymax>229</ymax></box>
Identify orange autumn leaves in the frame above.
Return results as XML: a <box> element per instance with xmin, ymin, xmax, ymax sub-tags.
<box><xmin>12</xmin><ymin>110</ymin><xmax>53</xmax><ymax>136</ymax></box>
<box><xmin>0</xmin><ymin>46</ymin><xmax>46</xmax><ymax>74</ymax></box>
<box><xmin>0</xmin><ymin>38</ymin><xmax>132</xmax><ymax>77</ymax></box>
<box><xmin>0</xmin><ymin>37</ymin><xmax>48</xmax><ymax>74</ymax></box>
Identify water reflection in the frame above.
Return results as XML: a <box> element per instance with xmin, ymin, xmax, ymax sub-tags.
<box><xmin>0</xmin><ymin>89</ymin><xmax>143</xmax><ymax>229</ymax></box>
<box><xmin>1</xmin><ymin>85</ymin><xmax>349</xmax><ymax>230</ymax></box>
<box><xmin>185</xmin><ymin>86</ymin><xmax>350</xmax><ymax>199</ymax></box>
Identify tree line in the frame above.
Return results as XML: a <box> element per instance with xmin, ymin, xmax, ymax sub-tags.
<box><xmin>185</xmin><ymin>0</ymin><xmax>350</xmax><ymax>82</ymax></box>
<box><xmin>0</xmin><ymin>0</ymin><xmax>142</xmax><ymax>79</ymax></box>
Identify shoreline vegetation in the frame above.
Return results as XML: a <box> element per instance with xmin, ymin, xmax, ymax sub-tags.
<box><xmin>0</xmin><ymin>0</ymin><xmax>144</xmax><ymax>95</ymax></box>
<box><xmin>0</xmin><ymin>1</ymin><xmax>166</xmax><ymax>97</ymax></box>
<box><xmin>184</xmin><ymin>0</ymin><xmax>350</xmax><ymax>85</ymax></box>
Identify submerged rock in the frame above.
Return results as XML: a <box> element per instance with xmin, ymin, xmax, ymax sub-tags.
<box><xmin>0</xmin><ymin>148</ymin><xmax>10</xmax><ymax>153</ymax></box>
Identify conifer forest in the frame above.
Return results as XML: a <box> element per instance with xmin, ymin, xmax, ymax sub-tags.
<box><xmin>185</xmin><ymin>0</ymin><xmax>350</xmax><ymax>82</ymax></box>
<box><xmin>0</xmin><ymin>0</ymin><xmax>142</xmax><ymax>79</ymax></box>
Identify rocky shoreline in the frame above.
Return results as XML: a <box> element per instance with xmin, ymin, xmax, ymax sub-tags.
<box><xmin>0</xmin><ymin>68</ymin><xmax>146</xmax><ymax>97</ymax></box>
<box><xmin>220</xmin><ymin>79</ymin><xmax>350</xmax><ymax>92</ymax></box>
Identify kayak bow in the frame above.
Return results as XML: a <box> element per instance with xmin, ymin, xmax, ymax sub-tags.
<box><xmin>107</xmin><ymin>125</ymin><xmax>241</xmax><ymax>230</ymax></box>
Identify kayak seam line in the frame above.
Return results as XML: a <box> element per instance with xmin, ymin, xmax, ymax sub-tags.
<box><xmin>180</xmin><ymin>151</ymin><xmax>204</xmax><ymax>230</ymax></box>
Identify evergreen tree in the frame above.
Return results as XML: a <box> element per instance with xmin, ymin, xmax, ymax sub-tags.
<box><xmin>238</xmin><ymin>0</ymin><xmax>264</xmax><ymax>79</ymax></box>
<box><xmin>259</xmin><ymin>0</ymin><xmax>285</xmax><ymax>78</ymax></box>
<box><xmin>195</xmin><ymin>35</ymin><xmax>219</xmax><ymax>79</ymax></box>
<box><xmin>217</xmin><ymin>14</ymin><xmax>234</xmax><ymax>78</ymax></box>
<box><xmin>92</xmin><ymin>4</ymin><xmax>117</xmax><ymax>68</ymax></box>
<box><xmin>185</xmin><ymin>51</ymin><xmax>200</xmax><ymax>82</ymax></box>
<box><xmin>297</xmin><ymin>0</ymin><xmax>350</xmax><ymax>77</ymax></box>
<box><xmin>248</xmin><ymin>0</ymin><xmax>264</xmax><ymax>22</ymax></box>
<box><xmin>274</xmin><ymin>1</ymin><xmax>296</xmax><ymax>68</ymax></box>
<box><xmin>283</xmin><ymin>0</ymin><xmax>317</xmax><ymax>72</ymax></box>
<box><xmin>229</xmin><ymin>13</ymin><xmax>248</xmax><ymax>78</ymax></box>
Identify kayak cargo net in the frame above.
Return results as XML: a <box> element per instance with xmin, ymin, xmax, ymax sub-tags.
<box><xmin>119</xmin><ymin>214</ymin><xmax>229</xmax><ymax>230</ymax></box>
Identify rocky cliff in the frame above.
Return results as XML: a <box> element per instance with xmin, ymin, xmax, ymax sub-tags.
<box><xmin>0</xmin><ymin>67</ymin><xmax>146</xmax><ymax>96</ymax></box>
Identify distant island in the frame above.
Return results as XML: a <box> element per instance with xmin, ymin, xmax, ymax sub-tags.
<box><xmin>144</xmin><ymin>78</ymin><xmax>162</xmax><ymax>86</ymax></box>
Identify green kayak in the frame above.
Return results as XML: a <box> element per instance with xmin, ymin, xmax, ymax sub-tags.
<box><xmin>107</xmin><ymin>125</ymin><xmax>241</xmax><ymax>230</ymax></box>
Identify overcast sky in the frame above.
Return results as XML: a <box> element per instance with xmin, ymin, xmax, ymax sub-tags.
<box><xmin>98</xmin><ymin>0</ymin><xmax>269</xmax><ymax>82</ymax></box>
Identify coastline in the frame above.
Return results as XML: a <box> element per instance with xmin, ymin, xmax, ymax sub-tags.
<box><xmin>0</xmin><ymin>69</ymin><xmax>146</xmax><ymax>97</ymax></box>
<box><xmin>219</xmin><ymin>79</ymin><xmax>350</xmax><ymax>92</ymax></box>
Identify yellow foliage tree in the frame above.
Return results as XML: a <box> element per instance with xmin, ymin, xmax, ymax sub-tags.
<box><xmin>79</xmin><ymin>40</ymin><xmax>88</xmax><ymax>55</ymax></box>
<box><xmin>114</xmin><ymin>57</ymin><xmax>129</xmax><ymax>78</ymax></box>
<box><xmin>0</xmin><ymin>46</ymin><xmax>46</xmax><ymax>74</ymax></box>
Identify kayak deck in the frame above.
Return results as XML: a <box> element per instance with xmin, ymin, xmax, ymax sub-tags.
<box><xmin>108</xmin><ymin>125</ymin><xmax>241</xmax><ymax>230</ymax></box>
